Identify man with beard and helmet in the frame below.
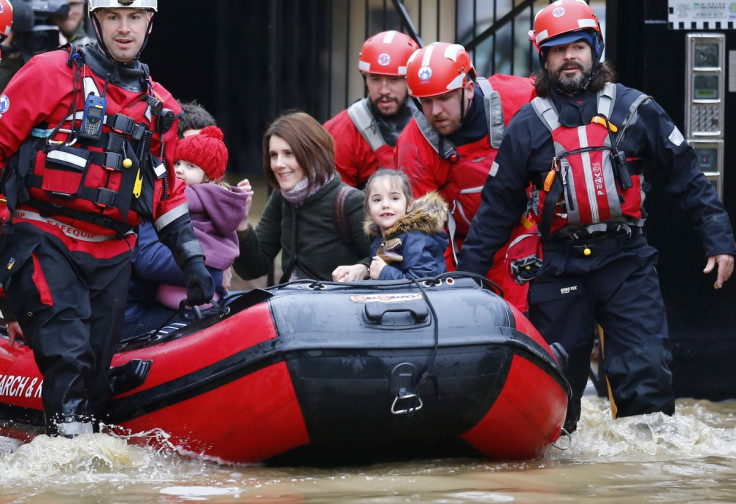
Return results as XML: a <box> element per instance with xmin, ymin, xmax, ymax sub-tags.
<box><xmin>0</xmin><ymin>0</ymin><xmax>214</xmax><ymax>437</ymax></box>
<box><xmin>458</xmin><ymin>0</ymin><xmax>735</xmax><ymax>433</ymax></box>
<box><xmin>395</xmin><ymin>41</ymin><xmax>537</xmax><ymax>313</ymax></box>
<box><xmin>324</xmin><ymin>30</ymin><xmax>418</xmax><ymax>189</ymax></box>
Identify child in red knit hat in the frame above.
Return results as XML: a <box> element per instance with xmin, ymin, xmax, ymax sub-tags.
<box><xmin>152</xmin><ymin>126</ymin><xmax>253</xmax><ymax>310</ymax></box>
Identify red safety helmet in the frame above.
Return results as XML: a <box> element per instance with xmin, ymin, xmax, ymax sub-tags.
<box><xmin>358</xmin><ymin>30</ymin><xmax>419</xmax><ymax>76</ymax></box>
<box><xmin>529</xmin><ymin>0</ymin><xmax>604</xmax><ymax>63</ymax></box>
<box><xmin>406</xmin><ymin>42</ymin><xmax>476</xmax><ymax>98</ymax></box>
<box><xmin>0</xmin><ymin>0</ymin><xmax>12</xmax><ymax>65</ymax></box>
<box><xmin>0</xmin><ymin>0</ymin><xmax>12</xmax><ymax>42</ymax></box>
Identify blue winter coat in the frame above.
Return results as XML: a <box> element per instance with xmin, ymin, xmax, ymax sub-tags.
<box><xmin>367</xmin><ymin>192</ymin><xmax>449</xmax><ymax>280</ymax></box>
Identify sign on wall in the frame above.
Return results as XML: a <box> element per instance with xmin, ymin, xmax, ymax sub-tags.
<box><xmin>668</xmin><ymin>1</ymin><xmax>736</xmax><ymax>29</ymax></box>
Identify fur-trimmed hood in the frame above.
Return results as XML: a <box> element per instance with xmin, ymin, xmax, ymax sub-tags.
<box><xmin>365</xmin><ymin>191</ymin><xmax>449</xmax><ymax>240</ymax></box>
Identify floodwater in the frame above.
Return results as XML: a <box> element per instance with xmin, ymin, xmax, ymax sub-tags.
<box><xmin>1</xmin><ymin>395</ymin><xmax>735</xmax><ymax>503</ymax></box>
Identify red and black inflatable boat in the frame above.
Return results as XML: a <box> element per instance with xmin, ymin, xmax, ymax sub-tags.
<box><xmin>0</xmin><ymin>274</ymin><xmax>570</xmax><ymax>464</ymax></box>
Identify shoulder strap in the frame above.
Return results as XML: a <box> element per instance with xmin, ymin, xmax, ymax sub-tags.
<box><xmin>347</xmin><ymin>98</ymin><xmax>387</xmax><ymax>153</ymax></box>
<box><xmin>614</xmin><ymin>91</ymin><xmax>652</xmax><ymax>149</ymax></box>
<box><xmin>334</xmin><ymin>184</ymin><xmax>359</xmax><ymax>245</ymax></box>
<box><xmin>412</xmin><ymin>106</ymin><xmax>459</xmax><ymax>161</ymax></box>
<box><xmin>597</xmin><ymin>82</ymin><xmax>617</xmax><ymax>118</ymax></box>
<box><xmin>531</xmin><ymin>96</ymin><xmax>560</xmax><ymax>132</ymax></box>
<box><xmin>476</xmin><ymin>77</ymin><xmax>505</xmax><ymax>148</ymax></box>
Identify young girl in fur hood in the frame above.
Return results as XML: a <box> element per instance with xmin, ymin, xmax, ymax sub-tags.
<box><xmin>364</xmin><ymin>169</ymin><xmax>449</xmax><ymax>280</ymax></box>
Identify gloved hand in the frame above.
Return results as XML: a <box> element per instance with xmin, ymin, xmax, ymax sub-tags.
<box><xmin>183</xmin><ymin>259</ymin><xmax>215</xmax><ymax>305</ymax></box>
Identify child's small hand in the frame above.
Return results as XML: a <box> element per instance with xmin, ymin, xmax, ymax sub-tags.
<box><xmin>236</xmin><ymin>178</ymin><xmax>255</xmax><ymax>232</ymax></box>
<box><xmin>222</xmin><ymin>266</ymin><xmax>233</xmax><ymax>292</ymax></box>
<box><xmin>370</xmin><ymin>256</ymin><xmax>387</xmax><ymax>280</ymax></box>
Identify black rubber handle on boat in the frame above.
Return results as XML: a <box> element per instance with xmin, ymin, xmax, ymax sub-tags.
<box><xmin>364</xmin><ymin>301</ymin><xmax>429</xmax><ymax>324</ymax></box>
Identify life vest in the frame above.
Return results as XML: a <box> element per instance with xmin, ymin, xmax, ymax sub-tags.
<box><xmin>1</xmin><ymin>47</ymin><xmax>172</xmax><ymax>235</ymax></box>
<box><xmin>412</xmin><ymin>77</ymin><xmax>506</xmax><ymax>262</ymax></box>
<box><xmin>531</xmin><ymin>82</ymin><xmax>651</xmax><ymax>238</ymax></box>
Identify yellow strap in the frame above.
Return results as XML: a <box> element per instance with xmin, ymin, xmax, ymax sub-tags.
<box><xmin>599</xmin><ymin>325</ymin><xmax>618</xmax><ymax>419</ymax></box>
<box><xmin>591</xmin><ymin>115</ymin><xmax>618</xmax><ymax>132</ymax></box>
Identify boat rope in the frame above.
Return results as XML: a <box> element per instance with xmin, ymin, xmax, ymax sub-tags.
<box><xmin>402</xmin><ymin>276</ymin><xmax>442</xmax><ymax>417</ymax></box>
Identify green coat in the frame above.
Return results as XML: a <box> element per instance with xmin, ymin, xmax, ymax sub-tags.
<box><xmin>234</xmin><ymin>174</ymin><xmax>371</xmax><ymax>283</ymax></box>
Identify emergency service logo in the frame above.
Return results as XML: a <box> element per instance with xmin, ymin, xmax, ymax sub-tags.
<box><xmin>552</xmin><ymin>7</ymin><xmax>566</xmax><ymax>17</ymax></box>
<box><xmin>377</xmin><ymin>52</ymin><xmax>391</xmax><ymax>66</ymax></box>
<box><xmin>0</xmin><ymin>94</ymin><xmax>9</xmax><ymax>117</ymax></box>
<box><xmin>418</xmin><ymin>65</ymin><xmax>432</xmax><ymax>83</ymax></box>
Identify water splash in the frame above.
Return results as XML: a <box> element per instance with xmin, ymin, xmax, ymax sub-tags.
<box><xmin>548</xmin><ymin>396</ymin><xmax>736</xmax><ymax>462</ymax></box>
<box><xmin>1</xmin><ymin>432</ymin><xmax>150</xmax><ymax>478</ymax></box>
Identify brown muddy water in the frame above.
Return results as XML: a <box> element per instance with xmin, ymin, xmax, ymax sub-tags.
<box><xmin>1</xmin><ymin>395</ymin><xmax>735</xmax><ymax>503</ymax></box>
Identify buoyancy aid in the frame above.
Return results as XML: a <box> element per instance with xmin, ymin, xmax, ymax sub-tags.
<box><xmin>531</xmin><ymin>82</ymin><xmax>651</xmax><ymax>238</ymax></box>
<box><xmin>1</xmin><ymin>45</ymin><xmax>176</xmax><ymax>235</ymax></box>
<box><xmin>412</xmin><ymin>77</ymin><xmax>506</xmax><ymax>262</ymax></box>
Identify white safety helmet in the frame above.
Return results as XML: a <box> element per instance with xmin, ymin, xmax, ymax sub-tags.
<box><xmin>88</xmin><ymin>0</ymin><xmax>157</xmax><ymax>11</ymax></box>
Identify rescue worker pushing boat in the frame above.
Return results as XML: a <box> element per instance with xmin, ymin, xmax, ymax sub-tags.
<box><xmin>458</xmin><ymin>0</ymin><xmax>735</xmax><ymax>432</ymax></box>
<box><xmin>0</xmin><ymin>0</ymin><xmax>214</xmax><ymax>437</ymax></box>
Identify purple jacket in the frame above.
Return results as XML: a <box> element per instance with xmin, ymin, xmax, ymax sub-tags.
<box><xmin>186</xmin><ymin>183</ymin><xmax>249</xmax><ymax>270</ymax></box>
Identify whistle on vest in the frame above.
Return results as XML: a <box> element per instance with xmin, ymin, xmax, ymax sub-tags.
<box><xmin>611</xmin><ymin>149</ymin><xmax>633</xmax><ymax>190</ymax></box>
<box><xmin>133</xmin><ymin>168</ymin><xmax>143</xmax><ymax>198</ymax></box>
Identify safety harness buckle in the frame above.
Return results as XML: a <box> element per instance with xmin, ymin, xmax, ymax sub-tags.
<box><xmin>95</xmin><ymin>187</ymin><xmax>117</xmax><ymax>208</ymax></box>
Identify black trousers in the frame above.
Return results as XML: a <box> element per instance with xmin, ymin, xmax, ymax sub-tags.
<box><xmin>529</xmin><ymin>235</ymin><xmax>675</xmax><ymax>432</ymax></box>
<box><xmin>3</xmin><ymin>224</ymin><xmax>131</xmax><ymax>433</ymax></box>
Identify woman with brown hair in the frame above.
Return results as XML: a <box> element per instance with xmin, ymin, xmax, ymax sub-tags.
<box><xmin>234</xmin><ymin>111</ymin><xmax>371</xmax><ymax>283</ymax></box>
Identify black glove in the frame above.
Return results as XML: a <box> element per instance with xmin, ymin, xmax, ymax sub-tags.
<box><xmin>182</xmin><ymin>259</ymin><xmax>215</xmax><ymax>306</ymax></box>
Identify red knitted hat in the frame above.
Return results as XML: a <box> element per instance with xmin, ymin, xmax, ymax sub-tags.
<box><xmin>175</xmin><ymin>125</ymin><xmax>229</xmax><ymax>182</ymax></box>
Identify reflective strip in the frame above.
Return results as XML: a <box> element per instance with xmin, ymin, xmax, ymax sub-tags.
<box><xmin>458</xmin><ymin>186</ymin><xmax>482</xmax><ymax>194</ymax></box>
<box><xmin>597</xmin><ymin>82</ymin><xmax>616</xmax><ymax>118</ymax></box>
<box><xmin>578</xmin><ymin>19</ymin><xmax>598</xmax><ymax>30</ymax></box>
<box><xmin>421</xmin><ymin>43</ymin><xmax>435</xmax><ymax>66</ymax></box>
<box><xmin>490</xmin><ymin>161</ymin><xmax>499</xmax><ymax>177</ymax></box>
<box><xmin>46</xmin><ymin>149</ymin><xmax>88</xmax><ymax>169</ymax></box>
<box><xmin>155</xmin><ymin>202</ymin><xmax>189</xmax><ymax>231</ymax></box>
<box><xmin>577</xmin><ymin>126</ymin><xmax>600</xmax><ymax>223</ymax></box>
<box><xmin>13</xmin><ymin>210</ymin><xmax>127</xmax><ymax>242</ymax></box>
<box><xmin>56</xmin><ymin>421</ymin><xmax>94</xmax><ymax>437</ymax></box>
<box><xmin>153</xmin><ymin>160</ymin><xmax>166</xmax><ymax>178</ymax></box>
<box><xmin>476</xmin><ymin>77</ymin><xmax>505</xmax><ymax>149</ymax></box>
<box><xmin>31</xmin><ymin>127</ymin><xmax>54</xmax><ymax>138</ymax></box>
<box><xmin>83</xmin><ymin>76</ymin><xmax>100</xmax><ymax>100</ymax></box>
<box><xmin>532</xmin><ymin>97</ymin><xmax>561</xmax><ymax>132</ymax></box>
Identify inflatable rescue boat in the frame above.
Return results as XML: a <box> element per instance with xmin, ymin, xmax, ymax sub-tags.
<box><xmin>0</xmin><ymin>274</ymin><xmax>570</xmax><ymax>464</ymax></box>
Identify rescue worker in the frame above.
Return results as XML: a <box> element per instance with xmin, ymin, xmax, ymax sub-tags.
<box><xmin>0</xmin><ymin>0</ymin><xmax>214</xmax><ymax>437</ymax></box>
<box><xmin>458</xmin><ymin>0</ymin><xmax>735</xmax><ymax>432</ymax></box>
<box><xmin>395</xmin><ymin>41</ymin><xmax>537</xmax><ymax>312</ymax></box>
<box><xmin>54</xmin><ymin>0</ymin><xmax>95</xmax><ymax>46</ymax></box>
<box><xmin>324</xmin><ymin>30</ymin><xmax>418</xmax><ymax>189</ymax></box>
<box><xmin>0</xmin><ymin>0</ymin><xmax>11</xmax><ymax>224</ymax></box>
<box><xmin>0</xmin><ymin>0</ymin><xmax>11</xmax><ymax>65</ymax></box>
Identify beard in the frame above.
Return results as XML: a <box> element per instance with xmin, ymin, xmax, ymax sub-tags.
<box><xmin>550</xmin><ymin>61</ymin><xmax>593</xmax><ymax>94</ymax></box>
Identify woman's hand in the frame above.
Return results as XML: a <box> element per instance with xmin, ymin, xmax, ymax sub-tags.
<box><xmin>332</xmin><ymin>263</ymin><xmax>369</xmax><ymax>282</ymax></box>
